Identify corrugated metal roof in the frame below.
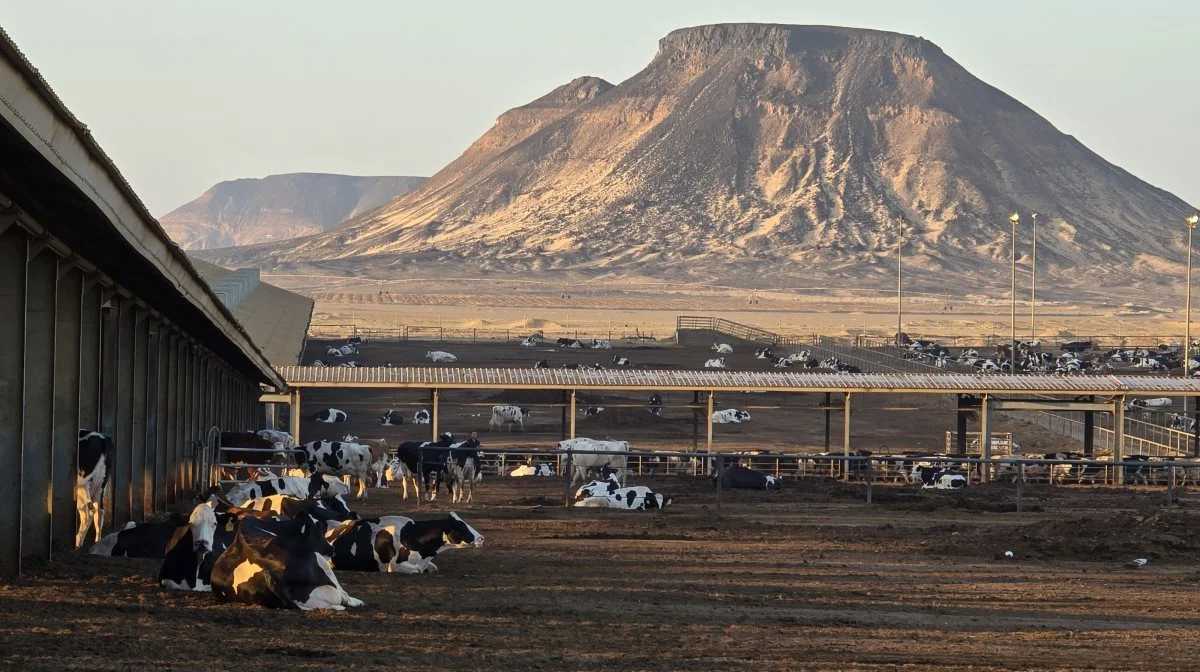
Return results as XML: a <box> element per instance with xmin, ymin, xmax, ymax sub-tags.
<box><xmin>191</xmin><ymin>259</ymin><xmax>313</xmax><ymax>366</ymax></box>
<box><xmin>276</xmin><ymin>366</ymin><xmax>1200</xmax><ymax>396</ymax></box>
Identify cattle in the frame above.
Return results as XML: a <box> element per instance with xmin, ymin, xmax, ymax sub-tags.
<box><xmin>299</xmin><ymin>440</ymin><xmax>373</xmax><ymax>499</ymax></box>
<box><xmin>581</xmin><ymin>406</ymin><xmax>605</xmax><ymax>417</ymax></box>
<box><xmin>243</xmin><ymin>494</ymin><xmax>358</xmax><ymax>523</ymax></box>
<box><xmin>704</xmin><ymin>357</ymin><xmax>727</xmax><ymax>368</ymax></box>
<box><xmin>520</xmin><ymin>336</ymin><xmax>539</xmax><ymax>347</ymax></box>
<box><xmin>218</xmin><ymin>431</ymin><xmax>286</xmax><ymax>480</ymax></box>
<box><xmin>76</xmin><ymin>430</ymin><xmax>112</xmax><ymax>548</ymax></box>
<box><xmin>339</xmin><ymin>360</ymin><xmax>359</xmax><ymax>368</ymax></box>
<box><xmin>332</xmin><ymin>513</ymin><xmax>483</xmax><ymax>573</ymax></box>
<box><xmin>256</xmin><ymin>429</ymin><xmax>295</xmax><ymax>452</ymax></box>
<box><xmin>787</xmin><ymin>350</ymin><xmax>811</xmax><ymax>362</ymax></box>
<box><xmin>212</xmin><ymin>517</ymin><xmax>364</xmax><ymax>611</ymax></box>
<box><xmin>561</xmin><ymin>437</ymin><xmax>631</xmax><ymax>485</ymax></box>
<box><xmin>342</xmin><ymin>435</ymin><xmax>391</xmax><ymax>487</ymax></box>
<box><xmin>312</xmin><ymin>408</ymin><xmax>348</xmax><ymax>423</ymax></box>
<box><xmin>489</xmin><ymin>405</ymin><xmax>530</xmax><ymax>432</ymax></box>
<box><xmin>754</xmin><ymin>348</ymin><xmax>773</xmax><ymax>360</ymax></box>
<box><xmin>425</xmin><ymin>350</ymin><xmax>458</xmax><ymax>363</ymax></box>
<box><xmin>575</xmin><ymin>486</ymin><xmax>671</xmax><ymax>510</ymax></box>
<box><xmin>921</xmin><ymin>470</ymin><xmax>967</xmax><ymax>490</ymax></box>
<box><xmin>394</xmin><ymin>433</ymin><xmax>456</xmax><ymax>500</ymax></box>
<box><xmin>612</xmin><ymin>356</ymin><xmax>633</xmax><ymax>367</ymax></box>
<box><xmin>380</xmin><ymin>409</ymin><xmax>405</xmax><ymax>426</ymax></box>
<box><xmin>90</xmin><ymin>519</ymin><xmax>180</xmax><ymax>558</ymax></box>
<box><xmin>158</xmin><ymin>500</ymin><xmax>220</xmax><ymax>592</ymax></box>
<box><xmin>311</xmin><ymin>359</ymin><xmax>328</xmax><ymax>367</ymax></box>
<box><xmin>648</xmin><ymin>393</ymin><xmax>663</xmax><ymax>416</ymax></box>
<box><xmin>1170</xmin><ymin>413</ymin><xmax>1197</xmax><ymax>433</ymax></box>
<box><xmin>534</xmin><ymin>360</ymin><xmax>550</xmax><ymax>369</ymax></box>
<box><xmin>413</xmin><ymin>408</ymin><xmax>431</xmax><ymax>424</ymax></box>
<box><xmin>556</xmin><ymin>338</ymin><xmax>584</xmax><ymax>348</ymax></box>
<box><xmin>712</xmin><ymin>408</ymin><xmax>751</xmax><ymax>424</ymax></box>
<box><xmin>441</xmin><ymin>437</ymin><xmax>483</xmax><ymax>504</ymax></box>
<box><xmin>347</xmin><ymin>336</ymin><xmax>367</xmax><ymax>345</ymax></box>
<box><xmin>326</xmin><ymin>346</ymin><xmax>343</xmax><ymax>358</ymax></box>
<box><xmin>771</xmin><ymin>357</ymin><xmax>794</xmax><ymax>368</ymax></box>
<box><xmin>591</xmin><ymin>339</ymin><xmax>612</xmax><ymax>349</ymax></box>
<box><xmin>336</xmin><ymin>344</ymin><xmax>359</xmax><ymax>356</ymax></box>
<box><xmin>713</xmin><ymin>466</ymin><xmax>781</xmax><ymax>490</ymax></box>
<box><xmin>510</xmin><ymin>463</ymin><xmax>555</xmax><ymax>477</ymax></box>
<box><xmin>1126</xmin><ymin>397</ymin><xmax>1172</xmax><ymax>411</ymax></box>
<box><xmin>573</xmin><ymin>470</ymin><xmax>622</xmax><ymax>501</ymax></box>
<box><xmin>712</xmin><ymin>343</ymin><xmax>734</xmax><ymax>354</ymax></box>
<box><xmin>225</xmin><ymin>473</ymin><xmax>331</xmax><ymax>506</ymax></box>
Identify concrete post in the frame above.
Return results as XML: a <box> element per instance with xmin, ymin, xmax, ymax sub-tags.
<box><xmin>21</xmin><ymin>245</ymin><xmax>57</xmax><ymax>562</ymax></box>
<box><xmin>51</xmin><ymin>267</ymin><xmax>82</xmax><ymax>550</ymax></box>
<box><xmin>0</xmin><ymin>229</ymin><xmax>27</xmax><ymax>575</ymax></box>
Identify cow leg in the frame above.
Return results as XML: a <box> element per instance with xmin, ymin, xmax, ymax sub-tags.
<box><xmin>91</xmin><ymin>501</ymin><xmax>104</xmax><ymax>544</ymax></box>
<box><xmin>74</xmin><ymin>495</ymin><xmax>90</xmax><ymax>549</ymax></box>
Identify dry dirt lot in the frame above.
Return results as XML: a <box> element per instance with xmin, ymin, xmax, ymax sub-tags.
<box><xmin>5</xmin><ymin>478</ymin><xmax>1200</xmax><ymax>670</ymax></box>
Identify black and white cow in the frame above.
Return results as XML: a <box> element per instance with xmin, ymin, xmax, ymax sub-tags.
<box><xmin>520</xmin><ymin>336</ymin><xmax>539</xmax><ymax>347</ymax></box>
<box><xmin>592</xmin><ymin>339</ymin><xmax>613</xmax><ymax>349</ymax></box>
<box><xmin>425</xmin><ymin>350</ymin><xmax>458</xmax><ymax>363</ymax></box>
<box><xmin>413</xmin><ymin>409</ymin><xmax>431</xmax><ymax>424</ymax></box>
<box><xmin>581</xmin><ymin>406</ymin><xmax>605</xmax><ymax>417</ymax></box>
<box><xmin>76</xmin><ymin>430</ymin><xmax>113</xmax><ymax>548</ymax></box>
<box><xmin>489</xmin><ymin>405</ymin><xmax>530</xmax><ymax>432</ymax></box>
<box><xmin>158</xmin><ymin>500</ymin><xmax>221</xmax><ymax>592</ymax></box>
<box><xmin>90</xmin><ymin>518</ymin><xmax>181</xmax><ymax>558</ymax></box>
<box><xmin>534</xmin><ymin>360</ymin><xmax>550</xmax><ymax>369</ymax></box>
<box><xmin>312</xmin><ymin>408</ymin><xmax>348</xmax><ymax>423</ymax></box>
<box><xmin>704</xmin><ymin>357</ymin><xmax>727</xmax><ymax>368</ymax></box>
<box><xmin>712</xmin><ymin>343</ymin><xmax>734</xmax><ymax>354</ymax></box>
<box><xmin>331</xmin><ymin>513</ymin><xmax>484</xmax><ymax>573</ymax></box>
<box><xmin>442</xmin><ymin>437</ymin><xmax>483</xmax><ymax>504</ymax></box>
<box><xmin>648</xmin><ymin>393</ymin><xmax>663</xmax><ymax>416</ymax></box>
<box><xmin>713</xmin><ymin>466</ymin><xmax>781</xmax><ymax>490</ymax></box>
<box><xmin>380</xmin><ymin>409</ymin><xmax>405</xmax><ymax>426</ymax></box>
<box><xmin>394</xmin><ymin>433</ymin><xmax>456</xmax><ymax>500</ymax></box>
<box><xmin>573</xmin><ymin>470</ymin><xmax>622</xmax><ymax>501</ymax></box>
<box><xmin>299</xmin><ymin>440</ymin><xmax>372</xmax><ymax>499</ymax></box>
<box><xmin>243</xmin><ymin>494</ymin><xmax>358</xmax><ymax>523</ymax></box>
<box><xmin>771</xmin><ymin>357</ymin><xmax>794</xmax><ymax>368</ymax></box>
<box><xmin>712</xmin><ymin>408</ymin><xmax>751</xmax><ymax>424</ymax></box>
<box><xmin>574</xmin><ymin>486</ymin><xmax>671</xmax><ymax>510</ymax></box>
<box><xmin>224</xmin><ymin>473</ymin><xmax>348</xmax><ymax>507</ymax></box>
<box><xmin>612</xmin><ymin>356</ymin><xmax>633</xmax><ymax>367</ymax></box>
<box><xmin>509</xmin><ymin>463</ymin><xmax>555</xmax><ymax>477</ymax></box>
<box><xmin>754</xmin><ymin>348</ymin><xmax>773</xmax><ymax>360</ymax></box>
<box><xmin>212</xmin><ymin>517</ymin><xmax>364</xmax><ymax>611</ymax></box>
<box><xmin>556</xmin><ymin>338</ymin><xmax>584</xmax><ymax>348</ymax></box>
<box><xmin>347</xmin><ymin>336</ymin><xmax>366</xmax><ymax>346</ymax></box>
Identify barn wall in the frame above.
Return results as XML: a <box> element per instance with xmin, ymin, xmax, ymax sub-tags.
<box><xmin>0</xmin><ymin>220</ymin><xmax>267</xmax><ymax>576</ymax></box>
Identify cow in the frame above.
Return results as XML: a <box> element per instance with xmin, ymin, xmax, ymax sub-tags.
<box><xmin>534</xmin><ymin>360</ymin><xmax>550</xmax><ymax>369</ymax></box>
<box><xmin>489</xmin><ymin>405</ymin><xmax>530</xmax><ymax>432</ymax></box>
<box><xmin>158</xmin><ymin>499</ymin><xmax>220</xmax><ymax>592</ymax></box>
<box><xmin>413</xmin><ymin>409</ymin><xmax>431</xmax><ymax>424</ymax></box>
<box><xmin>648</xmin><ymin>393</ymin><xmax>663</xmax><ymax>416</ymax></box>
<box><xmin>225</xmin><ymin>473</ymin><xmax>334</xmax><ymax>506</ymax></box>
<box><xmin>243</xmin><ymin>494</ymin><xmax>358</xmax><ymax>523</ymax></box>
<box><xmin>380</xmin><ymin>409</ymin><xmax>405</xmax><ymax>426</ymax></box>
<box><xmin>573</xmin><ymin>470</ymin><xmax>622</xmax><ymax>501</ymax></box>
<box><xmin>561</xmin><ymin>437</ymin><xmax>630</xmax><ymax>485</ymax></box>
<box><xmin>440</xmin><ymin>436</ymin><xmax>483</xmax><ymax>504</ymax></box>
<box><xmin>90</xmin><ymin>519</ymin><xmax>181</xmax><ymax>558</ymax></box>
<box><xmin>787</xmin><ymin>350</ymin><xmax>812</xmax><ymax>363</ymax></box>
<box><xmin>771</xmin><ymin>357</ymin><xmax>794</xmax><ymax>368</ymax></box>
<box><xmin>510</xmin><ymin>463</ymin><xmax>555</xmax><ymax>477</ymax></box>
<box><xmin>712</xmin><ymin>409</ymin><xmax>751</xmax><ymax>424</ymax></box>
<box><xmin>339</xmin><ymin>361</ymin><xmax>359</xmax><ymax>368</ymax></box>
<box><xmin>921</xmin><ymin>471</ymin><xmax>967</xmax><ymax>490</ymax></box>
<box><xmin>256</xmin><ymin>429</ymin><xmax>295</xmax><ymax>452</ymax></box>
<box><xmin>299</xmin><ymin>440</ymin><xmax>373</xmax><ymax>499</ymax></box>
<box><xmin>311</xmin><ymin>360</ymin><xmax>328</xmax><ymax>367</ymax></box>
<box><xmin>394</xmin><ymin>433</ymin><xmax>456</xmax><ymax>500</ymax></box>
<box><xmin>218</xmin><ymin>431</ymin><xmax>286</xmax><ymax>480</ymax></box>
<box><xmin>581</xmin><ymin>406</ymin><xmax>605</xmax><ymax>417</ymax></box>
<box><xmin>312</xmin><ymin>408</ymin><xmax>348</xmax><ymax>423</ymax></box>
<box><xmin>1171</xmin><ymin>413</ymin><xmax>1197</xmax><ymax>432</ymax></box>
<box><xmin>342</xmin><ymin>435</ymin><xmax>391</xmax><ymax>487</ymax></box>
<box><xmin>713</xmin><ymin>466</ymin><xmax>781</xmax><ymax>490</ymax></box>
<box><xmin>425</xmin><ymin>350</ymin><xmax>458</xmax><ymax>363</ymax></box>
<box><xmin>754</xmin><ymin>348</ymin><xmax>773</xmax><ymax>360</ymax></box>
<box><xmin>331</xmin><ymin>513</ymin><xmax>483</xmax><ymax>573</ymax></box>
<box><xmin>557</xmin><ymin>338</ymin><xmax>584</xmax><ymax>348</ymax></box>
<box><xmin>704</xmin><ymin>357</ymin><xmax>727</xmax><ymax>368</ymax></box>
<box><xmin>712</xmin><ymin>343</ymin><xmax>734</xmax><ymax>354</ymax></box>
<box><xmin>521</xmin><ymin>336</ymin><xmax>539</xmax><ymax>347</ymax></box>
<box><xmin>612</xmin><ymin>356</ymin><xmax>633</xmax><ymax>367</ymax></box>
<box><xmin>1126</xmin><ymin>397</ymin><xmax>1172</xmax><ymax>411</ymax></box>
<box><xmin>325</xmin><ymin>346</ymin><xmax>343</xmax><ymax>358</ymax></box>
<box><xmin>574</xmin><ymin>486</ymin><xmax>671</xmax><ymax>510</ymax></box>
<box><xmin>211</xmin><ymin>517</ymin><xmax>364</xmax><ymax>611</ymax></box>
<box><xmin>76</xmin><ymin>430</ymin><xmax>112</xmax><ymax>548</ymax></box>
<box><xmin>336</xmin><ymin>344</ymin><xmax>359</xmax><ymax>357</ymax></box>
<box><xmin>591</xmin><ymin>339</ymin><xmax>613</xmax><ymax>349</ymax></box>
<box><xmin>347</xmin><ymin>336</ymin><xmax>366</xmax><ymax>346</ymax></box>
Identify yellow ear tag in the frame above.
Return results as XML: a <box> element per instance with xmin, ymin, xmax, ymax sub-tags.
<box><xmin>225</xmin><ymin>519</ymin><xmax>234</xmax><ymax>532</ymax></box>
<box><xmin>443</xmin><ymin>532</ymin><xmax>451</xmax><ymax>544</ymax></box>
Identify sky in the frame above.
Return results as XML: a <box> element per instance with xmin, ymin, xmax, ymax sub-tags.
<box><xmin>2</xmin><ymin>0</ymin><xmax>1197</xmax><ymax>216</ymax></box>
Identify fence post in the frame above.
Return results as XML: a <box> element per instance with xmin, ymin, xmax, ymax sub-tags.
<box><xmin>1016</xmin><ymin>459</ymin><xmax>1023</xmax><ymax>512</ymax></box>
<box><xmin>865</xmin><ymin>458</ymin><xmax>873</xmax><ymax>504</ymax></box>
<box><xmin>1168</xmin><ymin>464</ymin><xmax>1175</xmax><ymax>507</ymax></box>
<box><xmin>562</xmin><ymin>449</ymin><xmax>574</xmax><ymax>507</ymax></box>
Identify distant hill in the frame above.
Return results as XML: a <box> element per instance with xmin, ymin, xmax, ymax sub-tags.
<box><xmin>201</xmin><ymin>24</ymin><xmax>1197</xmax><ymax>299</ymax></box>
<box><xmin>159</xmin><ymin>173</ymin><xmax>426</xmax><ymax>249</ymax></box>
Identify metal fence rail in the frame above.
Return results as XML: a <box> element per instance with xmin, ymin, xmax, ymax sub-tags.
<box><xmin>309</xmin><ymin>323</ymin><xmax>665</xmax><ymax>344</ymax></box>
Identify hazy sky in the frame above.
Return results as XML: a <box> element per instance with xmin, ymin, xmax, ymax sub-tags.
<box><xmin>2</xmin><ymin>0</ymin><xmax>1197</xmax><ymax>216</ymax></box>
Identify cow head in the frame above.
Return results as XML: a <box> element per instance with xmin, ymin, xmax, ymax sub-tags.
<box><xmin>189</xmin><ymin>499</ymin><xmax>218</xmax><ymax>553</ymax></box>
<box><xmin>645</xmin><ymin>493</ymin><xmax>671</xmax><ymax>510</ymax></box>
<box><xmin>442</xmin><ymin>512</ymin><xmax>484</xmax><ymax>549</ymax></box>
<box><xmin>342</xmin><ymin>434</ymin><xmax>359</xmax><ymax>442</ymax></box>
<box><xmin>600</xmin><ymin>465</ymin><xmax>621</xmax><ymax>484</ymax></box>
<box><xmin>736</xmin><ymin>411</ymin><xmax>752</xmax><ymax>421</ymax></box>
<box><xmin>764</xmin><ymin>475</ymin><xmax>781</xmax><ymax>491</ymax></box>
<box><xmin>313</xmin><ymin>494</ymin><xmax>358</xmax><ymax>522</ymax></box>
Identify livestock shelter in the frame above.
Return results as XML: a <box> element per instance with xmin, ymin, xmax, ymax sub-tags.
<box><xmin>0</xmin><ymin>29</ymin><xmax>286</xmax><ymax>575</ymax></box>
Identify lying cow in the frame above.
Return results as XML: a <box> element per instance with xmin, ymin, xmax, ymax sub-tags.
<box><xmin>575</xmin><ymin>486</ymin><xmax>671</xmax><ymax>510</ymax></box>
<box><xmin>91</xmin><ymin>518</ymin><xmax>182</xmax><ymax>558</ymax></box>
<box><xmin>413</xmin><ymin>409</ymin><xmax>431</xmax><ymax>424</ymax></box>
<box><xmin>920</xmin><ymin>470</ymin><xmax>967</xmax><ymax>490</ymax></box>
<box><xmin>158</xmin><ymin>499</ymin><xmax>220</xmax><ymax>592</ymax></box>
<box><xmin>299</xmin><ymin>440</ymin><xmax>373</xmax><ymax>499</ymax></box>
<box><xmin>510</xmin><ymin>463</ymin><xmax>555</xmax><ymax>477</ymax></box>
<box><xmin>591</xmin><ymin>339</ymin><xmax>612</xmax><ymax>349</ymax></box>
<box><xmin>612</xmin><ymin>356</ymin><xmax>633</xmax><ymax>367</ymax></box>
<box><xmin>573</xmin><ymin>470</ymin><xmax>622</xmax><ymax>501</ymax></box>
<box><xmin>425</xmin><ymin>350</ymin><xmax>458</xmax><ymax>363</ymax></box>
<box><xmin>712</xmin><ymin>343</ymin><xmax>734</xmax><ymax>354</ymax></box>
<box><xmin>224</xmin><ymin>473</ymin><xmax>350</xmax><ymax>507</ymax></box>
<box><xmin>489</xmin><ymin>405</ymin><xmax>530</xmax><ymax>432</ymax></box>
<box><xmin>712</xmin><ymin>408</ymin><xmax>751</xmax><ymax>424</ymax></box>
<box><xmin>331</xmin><ymin>513</ymin><xmax>483</xmax><ymax>573</ymax></box>
<box><xmin>76</xmin><ymin>430</ymin><xmax>112</xmax><ymax>548</ymax></box>
<box><xmin>713</xmin><ymin>466</ymin><xmax>781</xmax><ymax>490</ymax></box>
<box><xmin>379</xmin><ymin>409</ymin><xmax>405</xmax><ymax>426</ymax></box>
<box><xmin>242</xmin><ymin>494</ymin><xmax>358</xmax><ymax>523</ymax></box>
<box><xmin>520</xmin><ymin>336</ymin><xmax>539</xmax><ymax>347</ymax></box>
<box><xmin>212</xmin><ymin>517</ymin><xmax>364</xmax><ymax>610</ymax></box>
<box><xmin>704</xmin><ymin>357</ymin><xmax>727</xmax><ymax>368</ymax></box>
<box><xmin>581</xmin><ymin>406</ymin><xmax>605</xmax><ymax>417</ymax></box>
<box><xmin>313</xmin><ymin>408</ymin><xmax>348</xmax><ymax>423</ymax></box>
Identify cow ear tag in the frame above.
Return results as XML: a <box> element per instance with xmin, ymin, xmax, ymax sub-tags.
<box><xmin>443</xmin><ymin>532</ymin><xmax>451</xmax><ymax>544</ymax></box>
<box><xmin>225</xmin><ymin>519</ymin><xmax>234</xmax><ymax>532</ymax></box>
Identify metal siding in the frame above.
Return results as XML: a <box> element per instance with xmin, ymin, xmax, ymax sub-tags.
<box><xmin>97</xmin><ymin>291</ymin><xmax>118</xmax><ymax>528</ymax></box>
<box><xmin>77</xmin><ymin>279</ymin><xmax>101</xmax><ymax>432</ymax></box>
<box><xmin>0</xmin><ymin>229</ymin><xmax>27</xmax><ymax>575</ymax></box>
<box><xmin>144</xmin><ymin>319</ymin><xmax>160</xmax><ymax>517</ymax></box>
<box><xmin>129</xmin><ymin>311</ymin><xmax>147</xmax><ymax>521</ymax></box>
<box><xmin>164</xmin><ymin>334</ymin><xmax>179</xmax><ymax>506</ymax></box>
<box><xmin>21</xmin><ymin>246</ymin><xmax>56</xmax><ymax>561</ymax></box>
<box><xmin>111</xmin><ymin>301</ymin><xmax>134</xmax><ymax>525</ymax></box>
<box><xmin>153</xmin><ymin>324</ymin><xmax>169</xmax><ymax>511</ymax></box>
<box><xmin>51</xmin><ymin>267</ymin><xmax>81</xmax><ymax>550</ymax></box>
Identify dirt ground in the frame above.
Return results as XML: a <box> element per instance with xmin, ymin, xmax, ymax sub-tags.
<box><xmin>6</xmin><ymin>478</ymin><xmax>1200</xmax><ymax>670</ymax></box>
<box><xmin>297</xmin><ymin>337</ymin><xmax>1081</xmax><ymax>457</ymax></box>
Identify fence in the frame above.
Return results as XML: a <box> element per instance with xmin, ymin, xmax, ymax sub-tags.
<box><xmin>308</xmin><ymin>323</ymin><xmax>664</xmax><ymax>344</ymax></box>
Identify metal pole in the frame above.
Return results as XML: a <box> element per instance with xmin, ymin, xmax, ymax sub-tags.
<box><xmin>1030</xmin><ymin>213</ymin><xmax>1038</xmax><ymax>342</ymax></box>
<box><xmin>1115</xmin><ymin>398</ymin><xmax>1126</xmax><ymax>485</ymax></box>
<box><xmin>842</xmin><ymin>392</ymin><xmax>851</xmax><ymax>480</ymax></box>
<box><xmin>824</xmin><ymin>391</ymin><xmax>831</xmax><ymax>452</ymax></box>
<box><xmin>1186</xmin><ymin>219</ymin><xmax>1195</xmax><ymax>414</ymax></box>
<box><xmin>431</xmin><ymin>389</ymin><xmax>439</xmax><ymax>442</ymax></box>
<box><xmin>1010</xmin><ymin>214</ymin><xmax>1019</xmax><ymax>373</ymax></box>
<box><xmin>897</xmin><ymin>219</ymin><xmax>903</xmax><ymax>346</ymax></box>
<box><xmin>289</xmin><ymin>388</ymin><xmax>301</xmax><ymax>447</ymax></box>
<box><xmin>980</xmin><ymin>393</ymin><xmax>991</xmax><ymax>483</ymax></box>
<box><xmin>706</xmin><ymin>391</ymin><xmax>714</xmax><ymax>455</ymax></box>
<box><xmin>569</xmin><ymin>390</ymin><xmax>576</xmax><ymax>439</ymax></box>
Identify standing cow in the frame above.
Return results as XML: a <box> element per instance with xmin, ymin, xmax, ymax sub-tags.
<box><xmin>561</xmin><ymin>438</ymin><xmax>630</xmax><ymax>485</ymax></box>
<box><xmin>76</xmin><ymin>431</ymin><xmax>113</xmax><ymax>548</ymax></box>
<box><xmin>299</xmin><ymin>440</ymin><xmax>373</xmax><ymax>499</ymax></box>
<box><xmin>489</xmin><ymin>405</ymin><xmax>530</xmax><ymax>432</ymax></box>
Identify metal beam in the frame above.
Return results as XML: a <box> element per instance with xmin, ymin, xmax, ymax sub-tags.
<box><xmin>431</xmin><ymin>389</ymin><xmax>440</xmax><ymax>441</ymax></box>
<box><xmin>51</xmin><ymin>267</ymin><xmax>81</xmax><ymax>550</ymax></box>
<box><xmin>111</xmin><ymin>300</ymin><xmax>135</xmax><ymax>525</ymax></box>
<box><xmin>842</xmin><ymin>392</ymin><xmax>852</xmax><ymax>479</ymax></box>
<box><xmin>569</xmin><ymin>390</ymin><xmax>576</xmax><ymax>439</ymax></box>
<box><xmin>706</xmin><ymin>391</ymin><xmax>714</xmax><ymax>454</ymax></box>
<box><xmin>164</xmin><ymin>334</ymin><xmax>179</xmax><ymax>506</ymax></box>
<box><xmin>991</xmin><ymin>400</ymin><xmax>1113</xmax><ymax>412</ymax></box>
<box><xmin>289</xmin><ymin>388</ymin><xmax>301</xmax><ymax>446</ymax></box>
<box><xmin>1114</xmin><ymin>397</ymin><xmax>1126</xmax><ymax>484</ymax></box>
<box><xmin>980</xmin><ymin>393</ymin><xmax>991</xmax><ymax>483</ymax></box>
<box><xmin>147</xmin><ymin>320</ymin><xmax>164</xmax><ymax>513</ymax></box>
<box><xmin>259</xmin><ymin>393</ymin><xmax>290</xmax><ymax>404</ymax></box>
<box><xmin>21</xmin><ymin>244</ymin><xmax>57</xmax><ymax>562</ymax></box>
<box><xmin>129</xmin><ymin>311</ymin><xmax>148</xmax><ymax>521</ymax></box>
<box><xmin>0</xmin><ymin>228</ymin><xmax>27</xmax><ymax>575</ymax></box>
<box><xmin>98</xmin><ymin>292</ymin><xmax>119</xmax><ymax>529</ymax></box>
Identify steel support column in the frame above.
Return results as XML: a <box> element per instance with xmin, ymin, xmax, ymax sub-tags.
<box><xmin>21</xmin><ymin>245</ymin><xmax>57</xmax><ymax>561</ymax></box>
<box><xmin>150</xmin><ymin>320</ymin><xmax>166</xmax><ymax>512</ymax></box>
<box><xmin>51</xmin><ymin>267</ymin><xmax>82</xmax><ymax>550</ymax></box>
<box><xmin>289</xmin><ymin>388</ymin><xmax>301</xmax><ymax>446</ymax></box>
<box><xmin>431</xmin><ymin>389</ymin><xmax>439</xmax><ymax>441</ymax></box>
<box><xmin>98</xmin><ymin>291</ymin><xmax>119</xmax><ymax>527</ymax></box>
<box><xmin>78</xmin><ymin>278</ymin><xmax>101</xmax><ymax>433</ymax></box>
<box><xmin>824</xmin><ymin>391</ymin><xmax>831</xmax><ymax>452</ymax></box>
<box><xmin>1084</xmin><ymin>409</ymin><xmax>1095</xmax><ymax>455</ymax></box>
<box><xmin>129</xmin><ymin>311</ymin><xmax>148</xmax><ymax>521</ymax></box>
<box><xmin>112</xmin><ymin>301</ymin><xmax>135</xmax><ymax>525</ymax></box>
<box><xmin>569</xmin><ymin>390</ymin><xmax>576</xmax><ymax>439</ymax></box>
<box><xmin>842</xmin><ymin>392</ymin><xmax>852</xmax><ymax>479</ymax></box>
<box><xmin>980</xmin><ymin>393</ymin><xmax>991</xmax><ymax>483</ymax></box>
<box><xmin>706</xmin><ymin>391</ymin><xmax>714</xmax><ymax>454</ymax></box>
<box><xmin>165</xmin><ymin>334</ymin><xmax>180</xmax><ymax>506</ymax></box>
<box><xmin>1114</xmin><ymin>398</ymin><xmax>1126</xmax><ymax>484</ymax></box>
<box><xmin>0</xmin><ymin>229</ymin><xmax>27</xmax><ymax>575</ymax></box>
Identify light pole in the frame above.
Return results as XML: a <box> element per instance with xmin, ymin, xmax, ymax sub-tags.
<box><xmin>897</xmin><ymin>219</ymin><xmax>904</xmax><ymax>346</ymax></box>
<box><xmin>1030</xmin><ymin>213</ymin><xmax>1038</xmax><ymax>343</ymax></box>
<box><xmin>1009</xmin><ymin>212</ymin><xmax>1019</xmax><ymax>372</ymax></box>
<box><xmin>1186</xmin><ymin>214</ymin><xmax>1199</xmax><ymax>391</ymax></box>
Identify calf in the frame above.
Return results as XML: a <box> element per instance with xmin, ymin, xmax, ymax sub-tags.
<box><xmin>425</xmin><ymin>350</ymin><xmax>458</xmax><ymax>363</ymax></box>
<box><xmin>648</xmin><ymin>393</ymin><xmax>663</xmax><ymax>416</ymax></box>
<box><xmin>704</xmin><ymin>357</ymin><xmax>727</xmax><ymax>368</ymax></box>
<box><xmin>380</xmin><ymin>409</ymin><xmax>405</xmax><ymax>426</ymax></box>
<box><xmin>489</xmin><ymin>405</ymin><xmax>530</xmax><ymax>432</ymax></box>
<box><xmin>299</xmin><ymin>440</ymin><xmax>373</xmax><ymax>499</ymax></box>
<box><xmin>712</xmin><ymin>408</ymin><xmax>751</xmax><ymax>424</ymax></box>
<box><xmin>76</xmin><ymin>430</ymin><xmax>112</xmax><ymax>548</ymax></box>
<box><xmin>575</xmin><ymin>486</ymin><xmax>671</xmax><ymax>510</ymax></box>
<box><xmin>712</xmin><ymin>343</ymin><xmax>734</xmax><ymax>354</ymax></box>
<box><xmin>413</xmin><ymin>409</ymin><xmax>431</xmax><ymax>424</ymax></box>
<box><xmin>713</xmin><ymin>466</ymin><xmax>781</xmax><ymax>490</ymax></box>
<box><xmin>212</xmin><ymin>518</ymin><xmax>364</xmax><ymax>610</ymax></box>
<box><xmin>312</xmin><ymin>408</ymin><xmax>348</xmax><ymax>423</ymax></box>
<box><xmin>332</xmin><ymin>513</ymin><xmax>483</xmax><ymax>574</ymax></box>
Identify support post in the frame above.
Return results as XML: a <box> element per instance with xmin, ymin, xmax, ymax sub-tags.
<box><xmin>130</xmin><ymin>311</ymin><xmax>148</xmax><ymax>521</ymax></box>
<box><xmin>569</xmin><ymin>390</ymin><xmax>577</xmax><ymax>439</ymax></box>
<box><xmin>824</xmin><ymin>391</ymin><xmax>831</xmax><ymax>452</ymax></box>
<box><xmin>1114</xmin><ymin>398</ymin><xmax>1126</xmax><ymax>485</ymax></box>
<box><xmin>113</xmin><ymin>302</ymin><xmax>135</xmax><ymax>525</ymax></box>
<box><xmin>842</xmin><ymin>392</ymin><xmax>852</xmax><ymax>480</ymax></box>
<box><xmin>560</xmin><ymin>390</ymin><xmax>567</xmax><ymax>441</ymax></box>
<box><xmin>431</xmin><ymin>389</ymin><xmax>440</xmax><ymax>441</ymax></box>
<box><xmin>692</xmin><ymin>391</ymin><xmax>699</xmax><ymax>451</ymax></box>
<box><xmin>980</xmin><ymin>393</ymin><xmax>991</xmax><ymax>483</ymax></box>
<box><xmin>1084</xmin><ymin>409</ymin><xmax>1095</xmax><ymax>455</ymax></box>
<box><xmin>706</xmin><ymin>391</ymin><xmax>714</xmax><ymax>456</ymax></box>
<box><xmin>22</xmin><ymin>246</ymin><xmax>57</xmax><ymax>562</ymax></box>
<box><xmin>0</xmin><ymin>228</ymin><xmax>25</xmax><ymax>575</ymax></box>
<box><xmin>289</xmin><ymin>388</ymin><xmax>301</xmax><ymax>447</ymax></box>
<box><xmin>956</xmin><ymin>395</ymin><xmax>969</xmax><ymax>455</ymax></box>
<box><xmin>51</xmin><ymin>267</ymin><xmax>82</xmax><ymax>550</ymax></box>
